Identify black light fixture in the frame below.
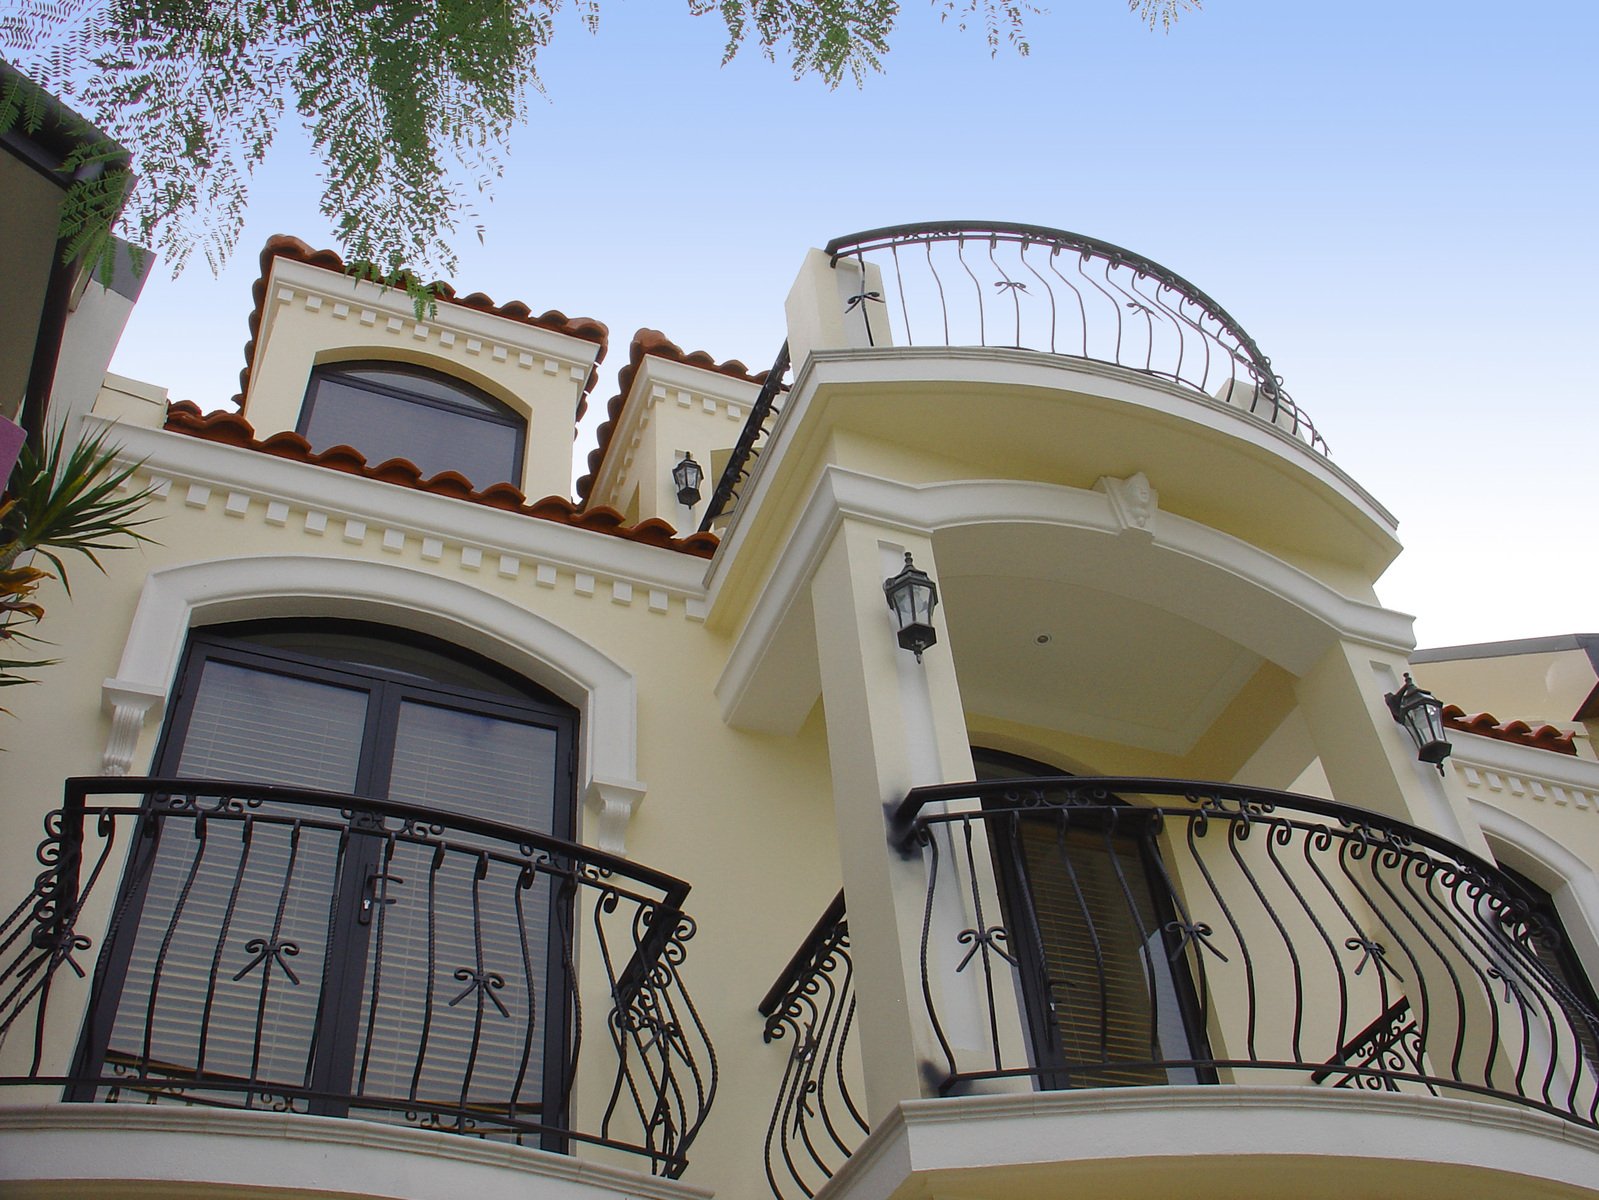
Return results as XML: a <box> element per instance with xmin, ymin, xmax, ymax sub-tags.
<box><xmin>1385</xmin><ymin>673</ymin><xmax>1452</xmax><ymax>772</ymax></box>
<box><xmin>673</xmin><ymin>453</ymin><xmax>703</xmax><ymax>508</ymax></box>
<box><xmin>883</xmin><ymin>552</ymin><xmax>939</xmax><ymax>663</ymax></box>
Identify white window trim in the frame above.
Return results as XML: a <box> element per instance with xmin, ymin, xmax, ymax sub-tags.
<box><xmin>101</xmin><ymin>554</ymin><xmax>647</xmax><ymax>852</ymax></box>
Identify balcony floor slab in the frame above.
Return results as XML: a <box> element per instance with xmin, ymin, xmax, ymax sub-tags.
<box><xmin>0</xmin><ymin>1105</ymin><xmax>715</xmax><ymax>1200</ymax></box>
<box><xmin>818</xmin><ymin>1085</ymin><xmax>1599</xmax><ymax>1200</ymax></box>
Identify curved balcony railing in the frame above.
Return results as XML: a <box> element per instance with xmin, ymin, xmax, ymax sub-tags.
<box><xmin>702</xmin><ymin>222</ymin><xmax>1324</xmax><ymax>530</ymax></box>
<box><xmin>826</xmin><ymin>223</ymin><xmax>1323</xmax><ymax>453</ymax></box>
<box><xmin>892</xmin><ymin>777</ymin><xmax>1599</xmax><ymax>1127</ymax></box>
<box><xmin>758</xmin><ymin>891</ymin><xmax>867</xmax><ymax>1200</ymax></box>
<box><xmin>0</xmin><ymin>777</ymin><xmax>716</xmax><ymax>1177</ymax></box>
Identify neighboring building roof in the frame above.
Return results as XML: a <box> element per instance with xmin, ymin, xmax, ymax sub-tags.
<box><xmin>1441</xmin><ymin>704</ymin><xmax>1578</xmax><ymax>756</ymax></box>
<box><xmin>1413</xmin><ymin>634</ymin><xmax>1599</xmax><ymax>667</ymax></box>
<box><xmin>164</xmin><ymin>400</ymin><xmax>720</xmax><ymax>558</ymax></box>
<box><xmin>575</xmin><ymin>328</ymin><xmax>768</xmax><ymax>506</ymax></box>
<box><xmin>232</xmin><ymin>236</ymin><xmax>611</xmax><ymax>408</ymax></box>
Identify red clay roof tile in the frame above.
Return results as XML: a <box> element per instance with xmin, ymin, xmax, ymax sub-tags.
<box><xmin>164</xmin><ymin>401</ymin><xmax>719</xmax><ymax>559</ymax></box>
<box><xmin>1441</xmin><ymin>704</ymin><xmax>1578</xmax><ymax>755</ymax></box>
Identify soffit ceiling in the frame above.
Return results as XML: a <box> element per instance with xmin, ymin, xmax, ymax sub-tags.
<box><xmin>942</xmin><ymin>572</ymin><xmax>1261</xmax><ymax>756</ymax></box>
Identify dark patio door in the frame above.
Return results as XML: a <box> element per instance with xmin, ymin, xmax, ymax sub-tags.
<box><xmin>77</xmin><ymin>623</ymin><xmax>577</xmax><ymax>1127</ymax></box>
<box><xmin>973</xmin><ymin>748</ymin><xmax>1211</xmax><ymax>1088</ymax></box>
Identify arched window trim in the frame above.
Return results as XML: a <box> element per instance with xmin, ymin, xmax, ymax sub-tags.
<box><xmin>100</xmin><ymin>556</ymin><xmax>648</xmax><ymax>855</ymax></box>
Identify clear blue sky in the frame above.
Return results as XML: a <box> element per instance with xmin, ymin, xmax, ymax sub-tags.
<box><xmin>106</xmin><ymin>0</ymin><xmax>1599</xmax><ymax>650</ymax></box>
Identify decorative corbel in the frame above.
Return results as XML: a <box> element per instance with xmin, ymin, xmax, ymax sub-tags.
<box><xmin>100</xmin><ymin>678</ymin><xmax>167</xmax><ymax>776</ymax></box>
<box><xmin>584</xmin><ymin>777</ymin><xmax>647</xmax><ymax>858</ymax></box>
<box><xmin>1096</xmin><ymin>471</ymin><xmax>1159</xmax><ymax>541</ymax></box>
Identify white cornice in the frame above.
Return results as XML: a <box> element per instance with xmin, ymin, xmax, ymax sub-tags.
<box><xmin>1450</xmin><ymin>730</ymin><xmax>1599</xmax><ymax>813</ymax></box>
<box><xmin>92</xmin><ymin>415</ymin><xmax>708</xmax><ymax>598</ymax></box>
<box><xmin>265</xmin><ymin>255</ymin><xmax>605</xmax><ymax>372</ymax></box>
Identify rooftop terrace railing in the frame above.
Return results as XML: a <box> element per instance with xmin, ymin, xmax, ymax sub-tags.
<box><xmin>893</xmin><ymin>776</ymin><xmax>1599</xmax><ymax>1125</ymax></box>
<box><xmin>828</xmin><ymin>221</ymin><xmax>1324</xmax><ymax>453</ymax></box>
<box><xmin>0</xmin><ymin>777</ymin><xmax>716</xmax><ymax>1178</ymax></box>
<box><xmin>702</xmin><ymin>222</ymin><xmax>1325</xmax><ymax>530</ymax></box>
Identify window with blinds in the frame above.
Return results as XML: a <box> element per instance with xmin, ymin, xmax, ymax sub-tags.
<box><xmin>84</xmin><ymin>623</ymin><xmax>577</xmax><ymax>1123</ymax></box>
<box><xmin>974</xmin><ymin>748</ymin><xmax>1208</xmax><ymax>1089</ymax></box>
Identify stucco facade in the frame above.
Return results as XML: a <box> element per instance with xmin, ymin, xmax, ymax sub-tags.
<box><xmin>3</xmin><ymin>225</ymin><xmax>1598</xmax><ymax>1199</ymax></box>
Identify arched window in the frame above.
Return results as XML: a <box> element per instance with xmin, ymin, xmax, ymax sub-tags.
<box><xmin>76</xmin><ymin>622</ymin><xmax>578</xmax><ymax>1132</ymax></box>
<box><xmin>973</xmin><ymin>747</ymin><xmax>1210</xmax><ymax>1088</ymax></box>
<box><xmin>299</xmin><ymin>361</ymin><xmax>525</xmax><ymax>489</ymax></box>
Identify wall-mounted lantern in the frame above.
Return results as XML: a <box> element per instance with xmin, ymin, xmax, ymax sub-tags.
<box><xmin>883</xmin><ymin>552</ymin><xmax>939</xmax><ymax>663</ymax></box>
<box><xmin>1385</xmin><ymin>673</ymin><xmax>1452</xmax><ymax>772</ymax></box>
<box><xmin>673</xmin><ymin>453</ymin><xmax>704</xmax><ymax>508</ymax></box>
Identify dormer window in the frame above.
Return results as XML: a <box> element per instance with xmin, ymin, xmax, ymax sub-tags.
<box><xmin>299</xmin><ymin>361</ymin><xmax>525</xmax><ymax>489</ymax></box>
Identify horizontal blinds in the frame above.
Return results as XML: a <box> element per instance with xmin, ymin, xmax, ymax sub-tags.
<box><xmin>1017</xmin><ymin>818</ymin><xmax>1179</xmax><ymax>1087</ymax></box>
<box><xmin>355</xmin><ymin>701</ymin><xmax>559</xmax><ymax>1111</ymax></box>
<box><xmin>109</xmin><ymin>663</ymin><xmax>367</xmax><ymax>1090</ymax></box>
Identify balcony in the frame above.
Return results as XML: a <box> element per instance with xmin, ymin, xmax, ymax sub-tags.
<box><xmin>704</xmin><ymin>220</ymin><xmax>1330</xmax><ymax>531</ymax></box>
<box><xmin>0</xmin><ymin>777</ymin><xmax>715</xmax><ymax>1194</ymax></box>
<box><xmin>761</xmin><ymin>777</ymin><xmax>1599</xmax><ymax>1200</ymax></box>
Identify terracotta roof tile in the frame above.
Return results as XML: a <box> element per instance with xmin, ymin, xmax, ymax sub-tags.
<box><xmin>1441</xmin><ymin>705</ymin><xmax>1578</xmax><ymax>756</ymax></box>
<box><xmin>575</xmin><ymin>328</ymin><xmax>768</xmax><ymax>506</ymax></box>
<box><xmin>164</xmin><ymin>401</ymin><xmax>719</xmax><ymax>558</ymax></box>
<box><xmin>233</xmin><ymin>236</ymin><xmax>609</xmax><ymax>410</ymax></box>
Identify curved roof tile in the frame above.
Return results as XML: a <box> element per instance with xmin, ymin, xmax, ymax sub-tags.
<box><xmin>233</xmin><ymin>235</ymin><xmax>610</xmax><ymax>409</ymax></box>
<box><xmin>1441</xmin><ymin>704</ymin><xmax>1578</xmax><ymax>755</ymax></box>
<box><xmin>164</xmin><ymin>401</ymin><xmax>719</xmax><ymax>559</ymax></box>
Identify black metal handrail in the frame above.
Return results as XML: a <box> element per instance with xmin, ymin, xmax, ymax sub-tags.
<box><xmin>0</xmin><ymin>777</ymin><xmax>716</xmax><ymax>1176</ymax></box>
<box><xmin>895</xmin><ymin>775</ymin><xmax>1599</xmax><ymax>1126</ymax></box>
<box><xmin>825</xmin><ymin>221</ymin><xmax>1326</xmax><ymax>454</ymax></box>
<box><xmin>759</xmin><ymin>891</ymin><xmax>866</xmax><ymax>1200</ymax></box>
<box><xmin>700</xmin><ymin>340</ymin><xmax>790</xmax><ymax>530</ymax></box>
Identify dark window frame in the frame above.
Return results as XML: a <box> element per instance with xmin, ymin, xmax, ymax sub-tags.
<box><xmin>298</xmin><ymin>360</ymin><xmax>527</xmax><ymax>489</ymax></box>
<box><xmin>73</xmin><ymin>621</ymin><xmax>579</xmax><ymax>1144</ymax></box>
<box><xmin>971</xmin><ymin>747</ymin><xmax>1215</xmax><ymax>1090</ymax></box>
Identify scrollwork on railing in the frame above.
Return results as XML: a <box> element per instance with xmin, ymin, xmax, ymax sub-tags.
<box><xmin>895</xmin><ymin>776</ymin><xmax>1599</xmax><ymax>1129</ymax></box>
<box><xmin>825</xmin><ymin>221</ymin><xmax>1326</xmax><ymax>454</ymax></box>
<box><xmin>758</xmin><ymin>891</ymin><xmax>867</xmax><ymax>1200</ymax></box>
<box><xmin>0</xmin><ymin>777</ymin><xmax>716</xmax><ymax>1178</ymax></box>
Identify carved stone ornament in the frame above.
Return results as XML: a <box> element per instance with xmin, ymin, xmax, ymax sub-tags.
<box><xmin>1096</xmin><ymin>471</ymin><xmax>1159</xmax><ymax>540</ymax></box>
<box><xmin>100</xmin><ymin>678</ymin><xmax>167</xmax><ymax>776</ymax></box>
<box><xmin>584</xmin><ymin>777</ymin><xmax>648</xmax><ymax>857</ymax></box>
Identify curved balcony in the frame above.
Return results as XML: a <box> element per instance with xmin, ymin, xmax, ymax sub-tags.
<box><xmin>704</xmin><ymin>221</ymin><xmax>1325</xmax><ymax>529</ymax></box>
<box><xmin>755</xmin><ymin>777</ymin><xmax>1599</xmax><ymax>1199</ymax></box>
<box><xmin>0</xmin><ymin>777</ymin><xmax>716</xmax><ymax>1182</ymax></box>
<box><xmin>892</xmin><ymin>777</ymin><xmax>1599</xmax><ymax>1118</ymax></box>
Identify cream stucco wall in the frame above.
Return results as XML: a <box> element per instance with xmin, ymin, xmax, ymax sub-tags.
<box><xmin>7</xmin><ymin>245</ymin><xmax>1599</xmax><ymax>1199</ymax></box>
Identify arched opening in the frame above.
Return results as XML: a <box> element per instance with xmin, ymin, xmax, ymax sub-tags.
<box><xmin>76</xmin><ymin>620</ymin><xmax>581</xmax><ymax>1139</ymax></box>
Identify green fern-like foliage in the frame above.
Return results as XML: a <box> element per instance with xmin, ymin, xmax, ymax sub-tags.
<box><xmin>0</xmin><ymin>1</ymin><xmax>1089</xmax><ymax>293</ymax></box>
<box><xmin>0</xmin><ymin>430</ymin><xmax>158</xmax><ymax>692</ymax></box>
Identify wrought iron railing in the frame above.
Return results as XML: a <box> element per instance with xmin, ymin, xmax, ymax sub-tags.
<box><xmin>700</xmin><ymin>340</ymin><xmax>789</xmax><ymax>530</ymax></box>
<box><xmin>893</xmin><ymin>776</ymin><xmax>1599</xmax><ymax>1126</ymax></box>
<box><xmin>758</xmin><ymin>891</ymin><xmax>867</xmax><ymax>1199</ymax></box>
<box><xmin>0</xmin><ymin>777</ymin><xmax>716</xmax><ymax>1177</ymax></box>
<box><xmin>826</xmin><ymin>222</ymin><xmax>1325</xmax><ymax>453</ymax></box>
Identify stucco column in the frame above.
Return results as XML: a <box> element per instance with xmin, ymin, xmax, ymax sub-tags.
<box><xmin>809</xmin><ymin>519</ymin><xmax>977</xmax><ymax>1122</ymax></box>
<box><xmin>1293</xmin><ymin>639</ymin><xmax>1489</xmax><ymax>857</ymax></box>
<box><xmin>784</xmin><ymin>250</ymin><xmax>891</xmax><ymax>365</ymax></box>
